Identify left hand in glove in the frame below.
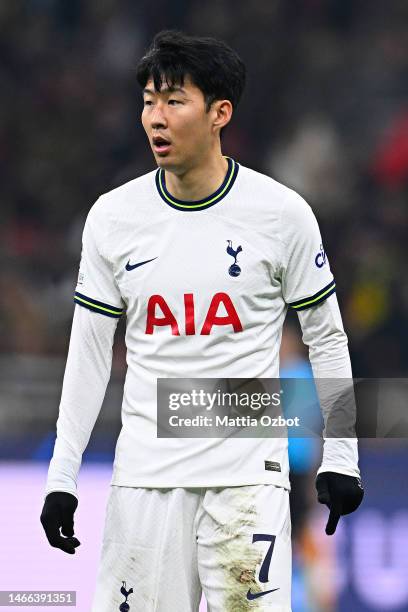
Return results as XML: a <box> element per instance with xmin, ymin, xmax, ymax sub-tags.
<box><xmin>316</xmin><ymin>471</ymin><xmax>364</xmax><ymax>535</ymax></box>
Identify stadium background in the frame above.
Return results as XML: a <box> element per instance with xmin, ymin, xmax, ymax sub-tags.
<box><xmin>1</xmin><ymin>1</ymin><xmax>408</xmax><ymax>610</ymax></box>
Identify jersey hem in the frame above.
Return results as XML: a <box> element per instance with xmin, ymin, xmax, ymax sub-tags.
<box><xmin>110</xmin><ymin>473</ymin><xmax>291</xmax><ymax>491</ymax></box>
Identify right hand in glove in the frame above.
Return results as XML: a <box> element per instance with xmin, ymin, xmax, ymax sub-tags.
<box><xmin>40</xmin><ymin>492</ymin><xmax>81</xmax><ymax>554</ymax></box>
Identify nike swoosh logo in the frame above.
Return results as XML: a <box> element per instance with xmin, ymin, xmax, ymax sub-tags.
<box><xmin>125</xmin><ymin>257</ymin><xmax>157</xmax><ymax>271</ymax></box>
<box><xmin>246</xmin><ymin>587</ymin><xmax>279</xmax><ymax>600</ymax></box>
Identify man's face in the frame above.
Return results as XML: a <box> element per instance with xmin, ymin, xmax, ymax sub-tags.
<box><xmin>141</xmin><ymin>75</ymin><xmax>216</xmax><ymax>173</ymax></box>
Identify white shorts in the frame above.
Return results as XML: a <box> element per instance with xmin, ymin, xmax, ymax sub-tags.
<box><xmin>91</xmin><ymin>485</ymin><xmax>292</xmax><ymax>611</ymax></box>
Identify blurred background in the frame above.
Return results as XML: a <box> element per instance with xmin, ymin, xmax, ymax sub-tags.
<box><xmin>1</xmin><ymin>1</ymin><xmax>408</xmax><ymax>610</ymax></box>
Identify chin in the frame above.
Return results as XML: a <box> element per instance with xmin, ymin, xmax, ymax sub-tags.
<box><xmin>155</xmin><ymin>155</ymin><xmax>171</xmax><ymax>166</ymax></box>
<box><xmin>155</xmin><ymin>156</ymin><xmax>180</xmax><ymax>173</ymax></box>
<box><xmin>154</xmin><ymin>152</ymin><xmax>170</xmax><ymax>164</ymax></box>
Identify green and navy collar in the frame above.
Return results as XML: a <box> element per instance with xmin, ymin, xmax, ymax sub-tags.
<box><xmin>155</xmin><ymin>157</ymin><xmax>239</xmax><ymax>211</ymax></box>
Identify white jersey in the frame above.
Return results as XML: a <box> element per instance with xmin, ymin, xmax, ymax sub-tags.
<box><xmin>68</xmin><ymin>157</ymin><xmax>337</xmax><ymax>490</ymax></box>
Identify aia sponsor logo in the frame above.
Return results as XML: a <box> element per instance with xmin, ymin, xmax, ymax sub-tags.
<box><xmin>145</xmin><ymin>292</ymin><xmax>243</xmax><ymax>335</ymax></box>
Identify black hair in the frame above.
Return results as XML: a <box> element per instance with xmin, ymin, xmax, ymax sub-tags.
<box><xmin>136</xmin><ymin>30</ymin><xmax>246</xmax><ymax>113</ymax></box>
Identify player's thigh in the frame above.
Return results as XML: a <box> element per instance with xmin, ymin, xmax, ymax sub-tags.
<box><xmin>91</xmin><ymin>486</ymin><xmax>202</xmax><ymax>612</ymax></box>
<box><xmin>197</xmin><ymin>484</ymin><xmax>291</xmax><ymax>611</ymax></box>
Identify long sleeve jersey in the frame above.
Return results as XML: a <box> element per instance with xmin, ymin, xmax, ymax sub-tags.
<box><xmin>45</xmin><ymin>159</ymin><xmax>359</xmax><ymax>498</ymax></box>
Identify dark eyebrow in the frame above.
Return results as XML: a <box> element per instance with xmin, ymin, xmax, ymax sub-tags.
<box><xmin>143</xmin><ymin>86</ymin><xmax>187</xmax><ymax>95</ymax></box>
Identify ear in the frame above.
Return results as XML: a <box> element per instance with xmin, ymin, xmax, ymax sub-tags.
<box><xmin>212</xmin><ymin>99</ymin><xmax>233</xmax><ymax>133</ymax></box>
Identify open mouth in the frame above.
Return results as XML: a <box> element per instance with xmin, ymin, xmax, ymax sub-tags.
<box><xmin>152</xmin><ymin>136</ymin><xmax>172</xmax><ymax>153</ymax></box>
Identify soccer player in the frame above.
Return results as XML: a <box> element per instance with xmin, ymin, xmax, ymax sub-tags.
<box><xmin>40</xmin><ymin>31</ymin><xmax>363</xmax><ymax>611</ymax></box>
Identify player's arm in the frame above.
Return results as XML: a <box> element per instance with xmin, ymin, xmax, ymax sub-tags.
<box><xmin>40</xmin><ymin>200</ymin><xmax>125</xmax><ymax>553</ymax></box>
<box><xmin>297</xmin><ymin>295</ymin><xmax>364</xmax><ymax>534</ymax></box>
<box><xmin>280</xmin><ymin>190</ymin><xmax>364</xmax><ymax>535</ymax></box>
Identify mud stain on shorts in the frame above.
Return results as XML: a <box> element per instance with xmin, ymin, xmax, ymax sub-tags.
<box><xmin>214</xmin><ymin>491</ymin><xmax>264</xmax><ymax>611</ymax></box>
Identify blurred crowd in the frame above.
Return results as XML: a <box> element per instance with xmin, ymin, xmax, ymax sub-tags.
<box><xmin>1</xmin><ymin>0</ymin><xmax>408</xmax><ymax>375</ymax></box>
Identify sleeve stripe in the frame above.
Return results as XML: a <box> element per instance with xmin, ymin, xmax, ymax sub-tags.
<box><xmin>74</xmin><ymin>291</ymin><xmax>124</xmax><ymax>318</ymax></box>
<box><xmin>288</xmin><ymin>279</ymin><xmax>336</xmax><ymax>311</ymax></box>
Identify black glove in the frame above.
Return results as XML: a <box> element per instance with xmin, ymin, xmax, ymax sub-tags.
<box><xmin>316</xmin><ymin>471</ymin><xmax>364</xmax><ymax>535</ymax></box>
<box><xmin>40</xmin><ymin>492</ymin><xmax>81</xmax><ymax>554</ymax></box>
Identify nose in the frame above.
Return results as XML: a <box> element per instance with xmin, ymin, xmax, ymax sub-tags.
<box><xmin>150</xmin><ymin>102</ymin><xmax>167</xmax><ymax>130</ymax></box>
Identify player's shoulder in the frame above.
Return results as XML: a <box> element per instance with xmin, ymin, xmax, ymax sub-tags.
<box><xmin>238</xmin><ymin>163</ymin><xmax>310</xmax><ymax>216</ymax></box>
<box><xmin>88</xmin><ymin>168</ymin><xmax>157</xmax><ymax>224</ymax></box>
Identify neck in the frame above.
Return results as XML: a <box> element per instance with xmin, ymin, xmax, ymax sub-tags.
<box><xmin>164</xmin><ymin>152</ymin><xmax>229</xmax><ymax>202</ymax></box>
